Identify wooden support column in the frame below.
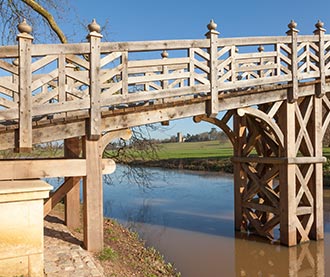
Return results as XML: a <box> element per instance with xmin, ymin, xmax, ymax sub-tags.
<box><xmin>87</xmin><ymin>19</ymin><xmax>102</xmax><ymax>140</ymax></box>
<box><xmin>205</xmin><ymin>20</ymin><xmax>219</xmax><ymax>117</ymax></box>
<box><xmin>310</xmin><ymin>94</ymin><xmax>324</xmax><ymax>240</ymax></box>
<box><xmin>279</xmin><ymin>101</ymin><xmax>297</xmax><ymax>246</ymax></box>
<box><xmin>17</xmin><ymin>20</ymin><xmax>33</xmax><ymax>152</ymax></box>
<box><xmin>82</xmin><ymin>136</ymin><xmax>103</xmax><ymax>251</ymax></box>
<box><xmin>310</xmin><ymin>21</ymin><xmax>326</xmax><ymax>240</ymax></box>
<box><xmin>233</xmin><ymin>113</ymin><xmax>247</xmax><ymax>231</ymax></box>
<box><xmin>64</xmin><ymin>137</ymin><xmax>81</xmax><ymax>231</ymax></box>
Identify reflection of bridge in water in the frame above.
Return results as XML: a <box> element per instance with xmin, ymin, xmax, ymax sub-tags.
<box><xmin>235</xmin><ymin>234</ymin><xmax>325</xmax><ymax>276</ymax></box>
<box><xmin>0</xmin><ymin>18</ymin><xmax>330</xmax><ymax>252</ymax></box>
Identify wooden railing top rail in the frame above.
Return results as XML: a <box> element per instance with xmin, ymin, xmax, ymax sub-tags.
<box><xmin>0</xmin><ymin>19</ymin><xmax>329</xmax><ymax>150</ymax></box>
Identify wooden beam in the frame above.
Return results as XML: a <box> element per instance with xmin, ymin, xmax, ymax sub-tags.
<box><xmin>310</xmin><ymin>95</ymin><xmax>324</xmax><ymax>240</ymax></box>
<box><xmin>0</xmin><ymin>158</ymin><xmax>115</xmax><ymax>180</ymax></box>
<box><xmin>44</xmin><ymin>178</ymin><xmax>73</xmax><ymax>217</ymax></box>
<box><xmin>279</xmin><ymin>101</ymin><xmax>297</xmax><ymax>246</ymax></box>
<box><xmin>64</xmin><ymin>137</ymin><xmax>81</xmax><ymax>230</ymax></box>
<box><xmin>82</xmin><ymin>137</ymin><xmax>103</xmax><ymax>251</ymax></box>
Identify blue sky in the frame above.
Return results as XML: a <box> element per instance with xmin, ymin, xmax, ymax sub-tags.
<box><xmin>64</xmin><ymin>0</ymin><xmax>330</xmax><ymax>139</ymax></box>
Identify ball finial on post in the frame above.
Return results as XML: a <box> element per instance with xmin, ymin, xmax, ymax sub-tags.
<box><xmin>207</xmin><ymin>19</ymin><xmax>218</xmax><ymax>31</ymax></box>
<box><xmin>205</xmin><ymin>19</ymin><xmax>219</xmax><ymax>38</ymax></box>
<box><xmin>17</xmin><ymin>19</ymin><xmax>32</xmax><ymax>34</ymax></box>
<box><xmin>286</xmin><ymin>20</ymin><xmax>299</xmax><ymax>35</ymax></box>
<box><xmin>88</xmin><ymin>19</ymin><xmax>101</xmax><ymax>34</ymax></box>
<box><xmin>288</xmin><ymin>19</ymin><xmax>297</xmax><ymax>30</ymax></box>
<box><xmin>161</xmin><ymin>50</ymin><xmax>169</xmax><ymax>59</ymax></box>
<box><xmin>314</xmin><ymin>20</ymin><xmax>326</xmax><ymax>35</ymax></box>
<box><xmin>315</xmin><ymin>20</ymin><xmax>324</xmax><ymax>29</ymax></box>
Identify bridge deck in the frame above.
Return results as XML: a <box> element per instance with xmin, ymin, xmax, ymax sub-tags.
<box><xmin>0</xmin><ymin>80</ymin><xmax>326</xmax><ymax>150</ymax></box>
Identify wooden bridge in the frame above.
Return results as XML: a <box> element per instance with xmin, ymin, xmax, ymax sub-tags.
<box><xmin>0</xmin><ymin>18</ymin><xmax>329</xmax><ymax>252</ymax></box>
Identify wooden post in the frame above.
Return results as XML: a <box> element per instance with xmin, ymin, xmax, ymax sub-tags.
<box><xmin>286</xmin><ymin>20</ymin><xmax>299</xmax><ymax>103</ymax></box>
<box><xmin>314</xmin><ymin>21</ymin><xmax>326</xmax><ymax>98</ymax></box>
<box><xmin>279</xmin><ymin>101</ymin><xmax>297</xmax><ymax>246</ymax></box>
<box><xmin>64</xmin><ymin>137</ymin><xmax>82</xmax><ymax>231</ymax></box>
<box><xmin>17</xmin><ymin>19</ymin><xmax>33</xmax><ymax>152</ymax></box>
<box><xmin>205</xmin><ymin>20</ymin><xmax>219</xmax><ymax>117</ymax></box>
<box><xmin>310</xmin><ymin>94</ymin><xmax>324</xmax><ymax>240</ymax></box>
<box><xmin>233</xmin><ymin>113</ymin><xmax>247</xmax><ymax>231</ymax></box>
<box><xmin>82</xmin><ymin>136</ymin><xmax>103</xmax><ymax>251</ymax></box>
<box><xmin>87</xmin><ymin>19</ymin><xmax>102</xmax><ymax>140</ymax></box>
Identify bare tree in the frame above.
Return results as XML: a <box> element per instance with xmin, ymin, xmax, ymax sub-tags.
<box><xmin>0</xmin><ymin>0</ymin><xmax>73</xmax><ymax>44</ymax></box>
<box><xmin>0</xmin><ymin>0</ymin><xmax>159</xmax><ymax>185</ymax></box>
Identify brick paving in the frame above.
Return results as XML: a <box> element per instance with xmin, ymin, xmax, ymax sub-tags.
<box><xmin>44</xmin><ymin>215</ymin><xmax>104</xmax><ymax>277</ymax></box>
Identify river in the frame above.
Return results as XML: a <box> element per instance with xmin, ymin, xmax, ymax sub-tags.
<box><xmin>101</xmin><ymin>165</ymin><xmax>330</xmax><ymax>277</ymax></box>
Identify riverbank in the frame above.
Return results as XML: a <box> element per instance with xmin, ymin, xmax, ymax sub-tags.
<box><xmin>128</xmin><ymin>157</ymin><xmax>234</xmax><ymax>173</ymax></box>
<box><xmin>49</xmin><ymin>204</ymin><xmax>181</xmax><ymax>277</ymax></box>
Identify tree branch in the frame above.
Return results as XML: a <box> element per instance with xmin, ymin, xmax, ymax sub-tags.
<box><xmin>21</xmin><ymin>0</ymin><xmax>67</xmax><ymax>43</ymax></box>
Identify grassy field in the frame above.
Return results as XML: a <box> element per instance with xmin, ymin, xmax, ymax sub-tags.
<box><xmin>156</xmin><ymin>140</ymin><xmax>233</xmax><ymax>160</ymax></box>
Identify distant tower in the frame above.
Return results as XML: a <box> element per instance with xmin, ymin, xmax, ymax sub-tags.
<box><xmin>177</xmin><ymin>132</ymin><xmax>183</xmax><ymax>143</ymax></box>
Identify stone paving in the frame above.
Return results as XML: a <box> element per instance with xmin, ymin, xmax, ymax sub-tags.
<box><xmin>44</xmin><ymin>215</ymin><xmax>104</xmax><ymax>277</ymax></box>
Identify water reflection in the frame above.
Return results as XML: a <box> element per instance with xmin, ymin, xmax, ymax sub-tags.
<box><xmin>102</xmin><ymin>166</ymin><xmax>330</xmax><ymax>276</ymax></box>
<box><xmin>235</xmin><ymin>237</ymin><xmax>325</xmax><ymax>276</ymax></box>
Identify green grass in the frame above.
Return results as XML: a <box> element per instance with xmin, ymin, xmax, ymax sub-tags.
<box><xmin>98</xmin><ymin>247</ymin><xmax>118</xmax><ymax>261</ymax></box>
<box><xmin>156</xmin><ymin>140</ymin><xmax>233</xmax><ymax>160</ymax></box>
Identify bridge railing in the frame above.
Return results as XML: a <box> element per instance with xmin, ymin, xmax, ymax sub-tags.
<box><xmin>0</xmin><ymin>19</ymin><xmax>329</xmax><ymax>150</ymax></box>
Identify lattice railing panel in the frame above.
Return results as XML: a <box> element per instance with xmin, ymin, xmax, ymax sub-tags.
<box><xmin>0</xmin><ymin>58</ymin><xmax>19</xmax><ymax>110</ymax></box>
<box><xmin>297</xmin><ymin>41</ymin><xmax>320</xmax><ymax>79</ymax></box>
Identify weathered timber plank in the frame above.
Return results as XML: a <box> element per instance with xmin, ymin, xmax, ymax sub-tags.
<box><xmin>100</xmin><ymin>52</ymin><xmax>122</xmax><ymax>67</ymax></box>
<box><xmin>0</xmin><ymin>158</ymin><xmax>115</xmax><ymax>180</ymax></box>
<box><xmin>32</xmin><ymin>99</ymin><xmax>90</xmax><ymax>117</ymax></box>
<box><xmin>217</xmin><ymin>36</ymin><xmax>290</xmax><ymax>46</ymax></box>
<box><xmin>0</xmin><ymin>60</ymin><xmax>18</xmax><ymax>75</ymax></box>
<box><xmin>0</xmin><ymin>45</ymin><xmax>18</xmax><ymax>58</ymax></box>
<box><xmin>100</xmin><ymin>39</ymin><xmax>209</xmax><ymax>52</ymax></box>
<box><xmin>31</xmin><ymin>55</ymin><xmax>58</xmax><ymax>72</ymax></box>
<box><xmin>128</xmin><ymin>71</ymin><xmax>190</xmax><ymax>84</ymax></box>
<box><xmin>31</xmin><ymin>43</ymin><xmax>90</xmax><ymax>56</ymax></box>
<box><xmin>128</xmin><ymin>57</ymin><xmax>189</xmax><ymax>68</ymax></box>
<box><xmin>0</xmin><ymin>76</ymin><xmax>19</xmax><ymax>93</ymax></box>
<box><xmin>101</xmin><ymin>84</ymin><xmax>210</xmax><ymax>106</ymax></box>
<box><xmin>66</xmin><ymin>54</ymin><xmax>90</xmax><ymax>70</ymax></box>
<box><xmin>236</xmin><ymin>51</ymin><xmax>277</xmax><ymax>60</ymax></box>
<box><xmin>31</xmin><ymin>69</ymin><xmax>59</xmax><ymax>92</ymax></box>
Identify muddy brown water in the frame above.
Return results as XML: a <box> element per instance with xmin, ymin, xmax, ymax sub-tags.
<box><xmin>50</xmin><ymin>166</ymin><xmax>330</xmax><ymax>276</ymax></box>
<box><xmin>102</xmin><ymin>166</ymin><xmax>330</xmax><ymax>276</ymax></box>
